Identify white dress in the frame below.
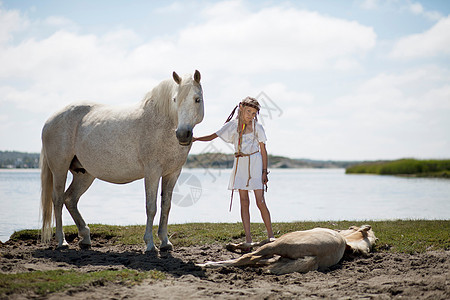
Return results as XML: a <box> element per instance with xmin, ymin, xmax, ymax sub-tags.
<box><xmin>216</xmin><ymin>119</ymin><xmax>267</xmax><ymax>190</ymax></box>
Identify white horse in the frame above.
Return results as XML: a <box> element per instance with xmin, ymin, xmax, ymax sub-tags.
<box><xmin>40</xmin><ymin>70</ymin><xmax>204</xmax><ymax>252</ymax></box>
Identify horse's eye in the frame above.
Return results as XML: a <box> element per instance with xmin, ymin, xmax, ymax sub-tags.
<box><xmin>173</xmin><ymin>98</ymin><xmax>176</xmax><ymax>102</ymax></box>
<box><xmin>195</xmin><ymin>97</ymin><xmax>201</xmax><ymax>103</ymax></box>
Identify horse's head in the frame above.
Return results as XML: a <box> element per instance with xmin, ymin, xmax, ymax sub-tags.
<box><xmin>338</xmin><ymin>225</ymin><xmax>378</xmax><ymax>255</ymax></box>
<box><xmin>172</xmin><ymin>70</ymin><xmax>204</xmax><ymax>146</ymax></box>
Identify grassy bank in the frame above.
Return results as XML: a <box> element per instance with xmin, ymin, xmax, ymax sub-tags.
<box><xmin>0</xmin><ymin>269</ymin><xmax>164</xmax><ymax>296</ymax></box>
<box><xmin>2</xmin><ymin>221</ymin><xmax>449</xmax><ymax>296</ymax></box>
<box><xmin>345</xmin><ymin>159</ymin><xmax>450</xmax><ymax>178</ymax></box>
<box><xmin>9</xmin><ymin>220</ymin><xmax>450</xmax><ymax>253</ymax></box>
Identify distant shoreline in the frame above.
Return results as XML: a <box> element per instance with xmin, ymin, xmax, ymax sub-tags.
<box><xmin>0</xmin><ymin>150</ymin><xmax>359</xmax><ymax>169</ymax></box>
<box><xmin>2</xmin><ymin>151</ymin><xmax>449</xmax><ymax>177</ymax></box>
<box><xmin>346</xmin><ymin>159</ymin><xmax>450</xmax><ymax>178</ymax></box>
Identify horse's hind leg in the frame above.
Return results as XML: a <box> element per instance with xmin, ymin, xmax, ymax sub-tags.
<box><xmin>65</xmin><ymin>171</ymin><xmax>95</xmax><ymax>249</ymax></box>
<box><xmin>52</xmin><ymin>171</ymin><xmax>69</xmax><ymax>249</ymax></box>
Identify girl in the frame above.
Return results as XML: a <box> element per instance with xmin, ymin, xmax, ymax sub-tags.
<box><xmin>193</xmin><ymin>97</ymin><xmax>274</xmax><ymax>246</ymax></box>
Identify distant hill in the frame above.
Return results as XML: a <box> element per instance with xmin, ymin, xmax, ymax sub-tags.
<box><xmin>0</xmin><ymin>151</ymin><xmax>40</xmax><ymax>168</ymax></box>
<box><xmin>0</xmin><ymin>151</ymin><xmax>358</xmax><ymax>169</ymax></box>
<box><xmin>186</xmin><ymin>153</ymin><xmax>358</xmax><ymax>169</ymax></box>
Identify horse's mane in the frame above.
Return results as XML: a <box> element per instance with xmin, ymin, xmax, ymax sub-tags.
<box><xmin>141</xmin><ymin>75</ymin><xmax>199</xmax><ymax>120</ymax></box>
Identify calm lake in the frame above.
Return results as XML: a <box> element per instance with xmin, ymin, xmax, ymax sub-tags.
<box><xmin>1</xmin><ymin>168</ymin><xmax>449</xmax><ymax>242</ymax></box>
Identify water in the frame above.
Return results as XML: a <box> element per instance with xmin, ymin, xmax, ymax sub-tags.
<box><xmin>1</xmin><ymin>168</ymin><xmax>449</xmax><ymax>242</ymax></box>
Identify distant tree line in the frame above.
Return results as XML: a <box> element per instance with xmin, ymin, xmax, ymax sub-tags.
<box><xmin>346</xmin><ymin>159</ymin><xmax>450</xmax><ymax>178</ymax></box>
<box><xmin>185</xmin><ymin>153</ymin><xmax>357</xmax><ymax>169</ymax></box>
<box><xmin>0</xmin><ymin>151</ymin><xmax>40</xmax><ymax>168</ymax></box>
<box><xmin>0</xmin><ymin>151</ymin><xmax>359</xmax><ymax>169</ymax></box>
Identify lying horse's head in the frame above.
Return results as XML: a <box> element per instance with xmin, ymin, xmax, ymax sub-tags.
<box><xmin>338</xmin><ymin>225</ymin><xmax>378</xmax><ymax>255</ymax></box>
<box><xmin>172</xmin><ymin>70</ymin><xmax>204</xmax><ymax>146</ymax></box>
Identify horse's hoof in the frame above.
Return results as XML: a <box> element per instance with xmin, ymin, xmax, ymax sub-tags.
<box><xmin>159</xmin><ymin>243</ymin><xmax>173</xmax><ymax>252</ymax></box>
<box><xmin>145</xmin><ymin>244</ymin><xmax>158</xmax><ymax>253</ymax></box>
<box><xmin>145</xmin><ymin>247</ymin><xmax>158</xmax><ymax>256</ymax></box>
<box><xmin>226</xmin><ymin>242</ymin><xmax>252</xmax><ymax>253</ymax></box>
<box><xmin>56</xmin><ymin>244</ymin><xmax>69</xmax><ymax>250</ymax></box>
<box><xmin>240</xmin><ymin>246</ymin><xmax>252</xmax><ymax>254</ymax></box>
<box><xmin>260</xmin><ymin>237</ymin><xmax>276</xmax><ymax>246</ymax></box>
<box><xmin>79</xmin><ymin>243</ymin><xmax>91</xmax><ymax>250</ymax></box>
<box><xmin>225</xmin><ymin>243</ymin><xmax>238</xmax><ymax>252</ymax></box>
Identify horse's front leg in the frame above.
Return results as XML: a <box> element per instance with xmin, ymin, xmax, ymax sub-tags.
<box><xmin>143</xmin><ymin>172</ymin><xmax>160</xmax><ymax>253</ymax></box>
<box><xmin>158</xmin><ymin>170</ymin><xmax>181</xmax><ymax>251</ymax></box>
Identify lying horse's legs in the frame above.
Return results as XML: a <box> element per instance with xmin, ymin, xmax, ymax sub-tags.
<box><xmin>200</xmin><ymin>242</ymin><xmax>279</xmax><ymax>268</ymax></box>
<box><xmin>158</xmin><ymin>171</ymin><xmax>181</xmax><ymax>251</ymax></box>
<box><xmin>64</xmin><ymin>172</ymin><xmax>95</xmax><ymax>248</ymax></box>
<box><xmin>52</xmin><ymin>171</ymin><xmax>68</xmax><ymax>248</ymax></box>
<box><xmin>267</xmin><ymin>256</ymin><xmax>318</xmax><ymax>275</ymax></box>
<box><xmin>143</xmin><ymin>172</ymin><xmax>160</xmax><ymax>252</ymax></box>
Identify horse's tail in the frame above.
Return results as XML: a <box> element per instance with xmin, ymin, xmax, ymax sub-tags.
<box><xmin>40</xmin><ymin>147</ymin><xmax>54</xmax><ymax>243</ymax></box>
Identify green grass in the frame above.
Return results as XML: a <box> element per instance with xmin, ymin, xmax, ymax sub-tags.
<box><xmin>345</xmin><ymin>159</ymin><xmax>450</xmax><ymax>178</ymax></box>
<box><xmin>9</xmin><ymin>224</ymin><xmax>145</xmax><ymax>245</ymax></box>
<box><xmin>9</xmin><ymin>220</ymin><xmax>450</xmax><ymax>252</ymax></box>
<box><xmin>0</xmin><ymin>269</ymin><xmax>165</xmax><ymax>296</ymax></box>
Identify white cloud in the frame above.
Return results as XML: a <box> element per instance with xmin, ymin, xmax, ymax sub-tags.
<box><xmin>359</xmin><ymin>0</ymin><xmax>380</xmax><ymax>10</ymax></box>
<box><xmin>44</xmin><ymin>16</ymin><xmax>75</xmax><ymax>27</ymax></box>
<box><xmin>323</xmin><ymin>66</ymin><xmax>450</xmax><ymax>159</ymax></box>
<box><xmin>390</xmin><ymin>16</ymin><xmax>450</xmax><ymax>59</ymax></box>
<box><xmin>154</xmin><ymin>2</ymin><xmax>183</xmax><ymax>14</ymax></box>
<box><xmin>0</xmin><ymin>5</ymin><xmax>28</xmax><ymax>44</ymax></box>
<box><xmin>406</xmin><ymin>1</ymin><xmax>442</xmax><ymax>21</ymax></box>
<box><xmin>0</xmin><ymin>0</ymin><xmax>376</xmax><ymax>115</ymax></box>
<box><xmin>359</xmin><ymin>0</ymin><xmax>442</xmax><ymax>21</ymax></box>
<box><xmin>173</xmin><ymin>2</ymin><xmax>376</xmax><ymax>73</ymax></box>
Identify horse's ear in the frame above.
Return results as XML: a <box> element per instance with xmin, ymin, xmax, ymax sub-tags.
<box><xmin>194</xmin><ymin>70</ymin><xmax>201</xmax><ymax>84</ymax></box>
<box><xmin>173</xmin><ymin>72</ymin><xmax>182</xmax><ymax>85</ymax></box>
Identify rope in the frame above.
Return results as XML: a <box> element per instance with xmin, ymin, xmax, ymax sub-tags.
<box><xmin>234</xmin><ymin>151</ymin><xmax>259</xmax><ymax>186</ymax></box>
<box><xmin>229</xmin><ymin>150</ymin><xmax>259</xmax><ymax>211</ymax></box>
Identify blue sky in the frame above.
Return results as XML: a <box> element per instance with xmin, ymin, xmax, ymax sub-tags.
<box><xmin>0</xmin><ymin>0</ymin><xmax>449</xmax><ymax>160</ymax></box>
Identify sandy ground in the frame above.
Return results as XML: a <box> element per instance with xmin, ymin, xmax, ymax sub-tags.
<box><xmin>1</xmin><ymin>236</ymin><xmax>449</xmax><ymax>299</ymax></box>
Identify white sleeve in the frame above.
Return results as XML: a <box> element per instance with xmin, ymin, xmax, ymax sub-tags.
<box><xmin>256</xmin><ymin>123</ymin><xmax>267</xmax><ymax>143</ymax></box>
<box><xmin>216</xmin><ymin>120</ymin><xmax>237</xmax><ymax>144</ymax></box>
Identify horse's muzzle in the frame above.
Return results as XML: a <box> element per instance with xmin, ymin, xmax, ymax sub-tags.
<box><xmin>176</xmin><ymin>128</ymin><xmax>193</xmax><ymax>146</ymax></box>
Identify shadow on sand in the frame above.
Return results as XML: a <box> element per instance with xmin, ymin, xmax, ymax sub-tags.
<box><xmin>32</xmin><ymin>243</ymin><xmax>206</xmax><ymax>278</ymax></box>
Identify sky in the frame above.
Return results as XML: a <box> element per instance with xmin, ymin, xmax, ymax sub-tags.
<box><xmin>0</xmin><ymin>0</ymin><xmax>449</xmax><ymax>161</ymax></box>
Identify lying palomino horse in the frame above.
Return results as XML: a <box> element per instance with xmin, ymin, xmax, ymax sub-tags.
<box><xmin>198</xmin><ymin>225</ymin><xmax>377</xmax><ymax>274</ymax></box>
<box><xmin>40</xmin><ymin>70</ymin><xmax>204</xmax><ymax>252</ymax></box>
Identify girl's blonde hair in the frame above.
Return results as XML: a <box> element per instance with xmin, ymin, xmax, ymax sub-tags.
<box><xmin>225</xmin><ymin>96</ymin><xmax>261</xmax><ymax>124</ymax></box>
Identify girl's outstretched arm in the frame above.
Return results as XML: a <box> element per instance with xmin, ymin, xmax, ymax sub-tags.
<box><xmin>193</xmin><ymin>133</ymin><xmax>218</xmax><ymax>142</ymax></box>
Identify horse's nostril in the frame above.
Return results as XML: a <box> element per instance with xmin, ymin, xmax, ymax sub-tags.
<box><xmin>176</xmin><ymin>129</ymin><xmax>193</xmax><ymax>142</ymax></box>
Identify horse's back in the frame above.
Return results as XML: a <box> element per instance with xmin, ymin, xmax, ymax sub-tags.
<box><xmin>43</xmin><ymin>102</ymin><xmax>145</xmax><ymax>182</ymax></box>
<box><xmin>43</xmin><ymin>103</ymin><xmax>97</xmax><ymax>136</ymax></box>
<box><xmin>42</xmin><ymin>103</ymin><xmax>98</xmax><ymax>167</ymax></box>
<box><xmin>74</xmin><ymin>104</ymin><xmax>146</xmax><ymax>182</ymax></box>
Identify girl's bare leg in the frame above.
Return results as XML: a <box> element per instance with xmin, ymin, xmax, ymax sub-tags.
<box><xmin>254</xmin><ymin>189</ymin><xmax>274</xmax><ymax>239</ymax></box>
<box><xmin>239</xmin><ymin>189</ymin><xmax>252</xmax><ymax>243</ymax></box>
